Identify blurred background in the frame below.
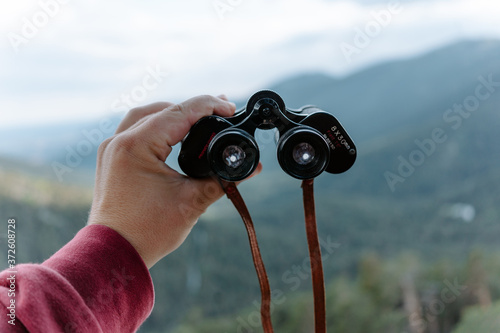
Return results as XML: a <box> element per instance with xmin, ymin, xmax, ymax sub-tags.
<box><xmin>1</xmin><ymin>0</ymin><xmax>500</xmax><ymax>332</ymax></box>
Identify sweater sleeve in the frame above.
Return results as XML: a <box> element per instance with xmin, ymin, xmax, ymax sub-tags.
<box><xmin>0</xmin><ymin>225</ymin><xmax>154</xmax><ymax>333</ymax></box>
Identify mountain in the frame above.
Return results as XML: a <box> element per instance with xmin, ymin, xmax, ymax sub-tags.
<box><xmin>3</xmin><ymin>40</ymin><xmax>500</xmax><ymax>176</ymax></box>
<box><xmin>1</xmin><ymin>39</ymin><xmax>500</xmax><ymax>332</ymax></box>
<box><xmin>269</xmin><ymin>39</ymin><xmax>500</xmax><ymax>143</ymax></box>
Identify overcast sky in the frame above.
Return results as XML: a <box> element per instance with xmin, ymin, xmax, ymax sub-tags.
<box><xmin>1</xmin><ymin>0</ymin><xmax>499</xmax><ymax>129</ymax></box>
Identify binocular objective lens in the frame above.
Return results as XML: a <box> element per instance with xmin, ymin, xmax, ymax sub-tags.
<box><xmin>293</xmin><ymin>143</ymin><xmax>315</xmax><ymax>165</ymax></box>
<box><xmin>223</xmin><ymin>145</ymin><xmax>246</xmax><ymax>168</ymax></box>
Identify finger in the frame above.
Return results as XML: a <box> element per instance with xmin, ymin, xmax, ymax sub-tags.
<box><xmin>138</xmin><ymin>95</ymin><xmax>236</xmax><ymax>161</ymax></box>
<box><xmin>217</xmin><ymin>94</ymin><xmax>228</xmax><ymax>101</ymax></box>
<box><xmin>115</xmin><ymin>102</ymin><xmax>175</xmax><ymax>134</ymax></box>
<box><xmin>188</xmin><ymin>162</ymin><xmax>264</xmax><ymax>214</ymax></box>
<box><xmin>246</xmin><ymin>162</ymin><xmax>263</xmax><ymax>180</ymax></box>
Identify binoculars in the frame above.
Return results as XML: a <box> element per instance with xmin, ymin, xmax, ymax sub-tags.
<box><xmin>178</xmin><ymin>90</ymin><xmax>356</xmax><ymax>181</ymax></box>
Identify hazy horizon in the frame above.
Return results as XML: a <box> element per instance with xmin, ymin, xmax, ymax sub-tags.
<box><xmin>1</xmin><ymin>0</ymin><xmax>500</xmax><ymax>129</ymax></box>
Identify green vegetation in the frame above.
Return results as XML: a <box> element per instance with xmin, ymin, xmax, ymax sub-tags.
<box><xmin>453</xmin><ymin>301</ymin><xmax>500</xmax><ymax>333</ymax></box>
<box><xmin>172</xmin><ymin>251</ymin><xmax>500</xmax><ymax>333</ymax></box>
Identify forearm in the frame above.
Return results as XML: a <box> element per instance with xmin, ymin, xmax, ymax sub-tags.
<box><xmin>0</xmin><ymin>225</ymin><xmax>154</xmax><ymax>333</ymax></box>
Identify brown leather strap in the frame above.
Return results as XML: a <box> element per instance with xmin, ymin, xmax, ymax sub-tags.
<box><xmin>221</xmin><ymin>179</ymin><xmax>326</xmax><ymax>333</ymax></box>
<box><xmin>302</xmin><ymin>179</ymin><xmax>326</xmax><ymax>333</ymax></box>
<box><xmin>221</xmin><ymin>181</ymin><xmax>274</xmax><ymax>333</ymax></box>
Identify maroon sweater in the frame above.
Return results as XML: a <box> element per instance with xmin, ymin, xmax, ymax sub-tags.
<box><xmin>0</xmin><ymin>225</ymin><xmax>154</xmax><ymax>332</ymax></box>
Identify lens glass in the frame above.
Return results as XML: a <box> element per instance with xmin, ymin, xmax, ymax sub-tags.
<box><xmin>223</xmin><ymin>145</ymin><xmax>246</xmax><ymax>168</ymax></box>
<box><xmin>292</xmin><ymin>142</ymin><xmax>315</xmax><ymax>165</ymax></box>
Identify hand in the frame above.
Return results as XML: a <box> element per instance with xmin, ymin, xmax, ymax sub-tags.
<box><xmin>88</xmin><ymin>95</ymin><xmax>262</xmax><ymax>268</ymax></box>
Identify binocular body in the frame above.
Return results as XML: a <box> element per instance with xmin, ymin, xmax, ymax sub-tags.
<box><xmin>178</xmin><ymin>90</ymin><xmax>356</xmax><ymax>181</ymax></box>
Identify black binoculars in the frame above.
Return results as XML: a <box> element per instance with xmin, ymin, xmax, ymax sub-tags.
<box><xmin>178</xmin><ymin>90</ymin><xmax>356</xmax><ymax>181</ymax></box>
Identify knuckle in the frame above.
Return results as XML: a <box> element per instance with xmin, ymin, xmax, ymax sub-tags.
<box><xmin>97</xmin><ymin>136</ymin><xmax>115</xmax><ymax>157</ymax></box>
<box><xmin>111</xmin><ymin>133</ymin><xmax>141</xmax><ymax>154</ymax></box>
<box><xmin>198</xmin><ymin>94</ymin><xmax>216</xmax><ymax>107</ymax></box>
<box><xmin>170</xmin><ymin>103</ymin><xmax>185</xmax><ymax>113</ymax></box>
<box><xmin>96</xmin><ymin>133</ymin><xmax>144</xmax><ymax>165</ymax></box>
<box><xmin>154</xmin><ymin>101</ymin><xmax>174</xmax><ymax>110</ymax></box>
<box><xmin>199</xmin><ymin>94</ymin><xmax>213</xmax><ymax>101</ymax></box>
<box><xmin>127</xmin><ymin>106</ymin><xmax>144</xmax><ymax>119</ymax></box>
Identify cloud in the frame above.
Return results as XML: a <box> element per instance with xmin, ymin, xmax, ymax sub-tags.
<box><xmin>1</xmin><ymin>0</ymin><xmax>499</xmax><ymax>129</ymax></box>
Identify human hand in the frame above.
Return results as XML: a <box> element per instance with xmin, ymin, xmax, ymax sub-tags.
<box><xmin>88</xmin><ymin>95</ymin><xmax>262</xmax><ymax>268</ymax></box>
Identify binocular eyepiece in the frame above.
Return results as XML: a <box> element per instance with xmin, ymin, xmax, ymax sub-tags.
<box><xmin>178</xmin><ymin>90</ymin><xmax>356</xmax><ymax>181</ymax></box>
<box><xmin>208</xmin><ymin>129</ymin><xmax>260</xmax><ymax>181</ymax></box>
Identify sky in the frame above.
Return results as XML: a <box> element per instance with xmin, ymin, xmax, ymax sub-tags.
<box><xmin>1</xmin><ymin>0</ymin><xmax>499</xmax><ymax>129</ymax></box>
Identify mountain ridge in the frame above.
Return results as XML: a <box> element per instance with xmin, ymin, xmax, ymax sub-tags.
<box><xmin>0</xmin><ymin>38</ymin><xmax>498</xmax><ymax>177</ymax></box>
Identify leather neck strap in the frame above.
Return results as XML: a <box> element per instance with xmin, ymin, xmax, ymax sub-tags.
<box><xmin>221</xmin><ymin>180</ymin><xmax>326</xmax><ymax>333</ymax></box>
<box><xmin>302</xmin><ymin>179</ymin><xmax>326</xmax><ymax>333</ymax></box>
<box><xmin>221</xmin><ymin>181</ymin><xmax>274</xmax><ymax>332</ymax></box>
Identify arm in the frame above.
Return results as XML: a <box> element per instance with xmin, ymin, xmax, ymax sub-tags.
<box><xmin>1</xmin><ymin>95</ymin><xmax>260</xmax><ymax>332</ymax></box>
<box><xmin>1</xmin><ymin>225</ymin><xmax>153</xmax><ymax>333</ymax></box>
